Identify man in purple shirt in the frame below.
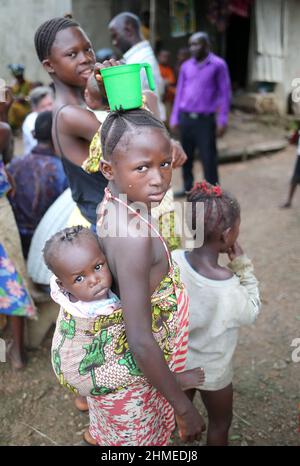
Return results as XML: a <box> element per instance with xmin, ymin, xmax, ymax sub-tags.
<box><xmin>171</xmin><ymin>32</ymin><xmax>231</xmax><ymax>192</ymax></box>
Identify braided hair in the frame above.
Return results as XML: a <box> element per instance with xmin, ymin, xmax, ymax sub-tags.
<box><xmin>187</xmin><ymin>181</ymin><xmax>240</xmax><ymax>238</ymax></box>
<box><xmin>43</xmin><ymin>225</ymin><xmax>98</xmax><ymax>273</ymax></box>
<box><xmin>34</xmin><ymin>16</ymin><xmax>79</xmax><ymax>62</ymax></box>
<box><xmin>100</xmin><ymin>108</ymin><xmax>167</xmax><ymax>159</ymax></box>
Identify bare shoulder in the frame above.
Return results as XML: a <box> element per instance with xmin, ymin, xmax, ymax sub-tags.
<box><xmin>56</xmin><ymin>105</ymin><xmax>99</xmax><ymax>140</ymax></box>
<box><xmin>103</xmin><ymin>234</ymin><xmax>152</xmax><ymax>268</ymax></box>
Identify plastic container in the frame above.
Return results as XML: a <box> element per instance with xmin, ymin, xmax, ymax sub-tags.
<box><xmin>100</xmin><ymin>63</ymin><xmax>155</xmax><ymax>111</ymax></box>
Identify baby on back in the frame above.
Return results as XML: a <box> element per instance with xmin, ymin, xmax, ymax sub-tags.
<box><xmin>44</xmin><ymin>225</ymin><xmax>204</xmax><ymax>397</ymax></box>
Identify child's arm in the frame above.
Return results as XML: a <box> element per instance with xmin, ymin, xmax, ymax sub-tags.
<box><xmin>114</xmin><ymin>236</ymin><xmax>205</xmax><ymax>442</ymax></box>
<box><xmin>227</xmin><ymin>242</ymin><xmax>261</xmax><ymax>324</ymax></box>
<box><xmin>54</xmin><ymin>105</ymin><xmax>100</xmax><ymax>167</ymax></box>
<box><xmin>56</xmin><ymin>105</ymin><xmax>100</xmax><ymax>142</ymax></box>
<box><xmin>55</xmin><ymin>60</ymin><xmax>121</xmax><ymax>166</ymax></box>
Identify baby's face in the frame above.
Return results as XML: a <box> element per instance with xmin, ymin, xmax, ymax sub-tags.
<box><xmin>55</xmin><ymin>237</ymin><xmax>112</xmax><ymax>302</ymax></box>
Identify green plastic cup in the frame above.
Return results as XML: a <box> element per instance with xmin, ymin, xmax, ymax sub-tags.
<box><xmin>100</xmin><ymin>63</ymin><xmax>156</xmax><ymax>111</ymax></box>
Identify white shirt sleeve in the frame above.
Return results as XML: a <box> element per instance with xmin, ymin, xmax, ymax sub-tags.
<box><xmin>227</xmin><ymin>254</ymin><xmax>261</xmax><ymax>325</ymax></box>
<box><xmin>22</xmin><ymin>112</ymin><xmax>38</xmax><ymax>154</ymax></box>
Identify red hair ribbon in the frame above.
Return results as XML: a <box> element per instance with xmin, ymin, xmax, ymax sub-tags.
<box><xmin>192</xmin><ymin>181</ymin><xmax>222</xmax><ymax>197</ymax></box>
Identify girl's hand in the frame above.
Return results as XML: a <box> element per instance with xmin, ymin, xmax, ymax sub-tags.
<box><xmin>93</xmin><ymin>59</ymin><xmax>122</xmax><ymax>103</ymax></box>
<box><xmin>175</xmin><ymin>403</ymin><xmax>206</xmax><ymax>443</ymax></box>
<box><xmin>227</xmin><ymin>241</ymin><xmax>244</xmax><ymax>261</ymax></box>
<box><xmin>94</xmin><ymin>59</ymin><xmax>121</xmax><ymax>83</ymax></box>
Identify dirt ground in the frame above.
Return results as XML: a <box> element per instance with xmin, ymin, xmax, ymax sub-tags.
<box><xmin>0</xmin><ymin>141</ymin><xmax>300</xmax><ymax>446</ymax></box>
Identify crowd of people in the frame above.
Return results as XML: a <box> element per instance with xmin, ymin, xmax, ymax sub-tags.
<box><xmin>1</xmin><ymin>8</ymin><xmax>296</xmax><ymax>447</ymax></box>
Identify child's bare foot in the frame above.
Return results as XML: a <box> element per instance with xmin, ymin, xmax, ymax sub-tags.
<box><xmin>74</xmin><ymin>395</ymin><xmax>89</xmax><ymax>412</ymax></box>
<box><xmin>83</xmin><ymin>428</ymin><xmax>98</xmax><ymax>446</ymax></box>
<box><xmin>280</xmin><ymin>202</ymin><xmax>291</xmax><ymax>208</ymax></box>
<box><xmin>6</xmin><ymin>341</ymin><xmax>26</xmax><ymax>370</ymax></box>
<box><xmin>176</xmin><ymin>367</ymin><xmax>205</xmax><ymax>390</ymax></box>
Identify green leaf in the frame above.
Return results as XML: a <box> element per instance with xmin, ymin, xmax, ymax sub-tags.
<box><xmin>230</xmin><ymin>435</ymin><xmax>241</xmax><ymax>441</ymax></box>
<box><xmin>12</xmin><ymin>307</ymin><xmax>26</xmax><ymax>315</ymax></box>
<box><xmin>16</xmin><ymin>274</ymin><xmax>22</xmax><ymax>285</ymax></box>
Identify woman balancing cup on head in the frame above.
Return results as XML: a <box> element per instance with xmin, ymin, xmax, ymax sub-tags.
<box><xmin>76</xmin><ymin>107</ymin><xmax>205</xmax><ymax>446</ymax></box>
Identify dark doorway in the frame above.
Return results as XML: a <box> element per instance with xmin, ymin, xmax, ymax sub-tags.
<box><xmin>225</xmin><ymin>13</ymin><xmax>251</xmax><ymax>90</ymax></box>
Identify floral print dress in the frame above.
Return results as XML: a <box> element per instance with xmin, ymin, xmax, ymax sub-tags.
<box><xmin>0</xmin><ymin>156</ymin><xmax>35</xmax><ymax>317</ymax></box>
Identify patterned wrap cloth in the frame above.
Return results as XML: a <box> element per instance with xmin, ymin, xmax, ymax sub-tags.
<box><xmin>51</xmin><ymin>263</ymin><xmax>188</xmax><ymax>397</ymax></box>
<box><xmin>88</xmin><ymin>263</ymin><xmax>188</xmax><ymax>446</ymax></box>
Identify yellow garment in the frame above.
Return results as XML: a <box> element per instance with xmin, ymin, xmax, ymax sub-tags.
<box><xmin>8</xmin><ymin>80</ymin><xmax>31</xmax><ymax>129</ymax></box>
<box><xmin>152</xmin><ymin>189</ymin><xmax>182</xmax><ymax>251</ymax></box>
<box><xmin>67</xmin><ymin>206</ymin><xmax>91</xmax><ymax>228</ymax></box>
<box><xmin>82</xmin><ymin>131</ymin><xmax>102</xmax><ymax>174</ymax></box>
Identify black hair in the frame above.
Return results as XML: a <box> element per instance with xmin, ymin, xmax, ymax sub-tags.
<box><xmin>34</xmin><ymin>16</ymin><xmax>79</xmax><ymax>62</ymax></box>
<box><xmin>187</xmin><ymin>181</ymin><xmax>240</xmax><ymax>238</ymax></box>
<box><xmin>34</xmin><ymin>111</ymin><xmax>53</xmax><ymax>143</ymax></box>
<box><xmin>100</xmin><ymin>108</ymin><xmax>167</xmax><ymax>159</ymax></box>
<box><xmin>43</xmin><ymin>225</ymin><xmax>99</xmax><ymax>273</ymax></box>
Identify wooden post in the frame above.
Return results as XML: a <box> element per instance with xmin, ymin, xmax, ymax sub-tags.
<box><xmin>150</xmin><ymin>0</ymin><xmax>156</xmax><ymax>50</ymax></box>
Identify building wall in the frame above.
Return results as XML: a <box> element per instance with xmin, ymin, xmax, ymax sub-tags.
<box><xmin>247</xmin><ymin>0</ymin><xmax>300</xmax><ymax>112</ymax></box>
<box><xmin>283</xmin><ymin>0</ymin><xmax>300</xmax><ymax>108</ymax></box>
<box><xmin>0</xmin><ymin>0</ymin><xmax>72</xmax><ymax>85</ymax></box>
<box><xmin>0</xmin><ymin>0</ymin><xmax>129</xmax><ymax>86</ymax></box>
<box><xmin>72</xmin><ymin>0</ymin><xmax>112</xmax><ymax>53</ymax></box>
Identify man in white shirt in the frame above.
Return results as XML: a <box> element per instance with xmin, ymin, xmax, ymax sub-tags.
<box><xmin>22</xmin><ymin>86</ymin><xmax>54</xmax><ymax>154</ymax></box>
<box><xmin>108</xmin><ymin>12</ymin><xmax>166</xmax><ymax>121</ymax></box>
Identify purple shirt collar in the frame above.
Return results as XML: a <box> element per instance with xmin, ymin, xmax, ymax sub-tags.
<box><xmin>191</xmin><ymin>52</ymin><xmax>212</xmax><ymax>67</ymax></box>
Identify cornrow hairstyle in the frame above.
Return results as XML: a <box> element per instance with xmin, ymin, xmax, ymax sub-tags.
<box><xmin>34</xmin><ymin>16</ymin><xmax>79</xmax><ymax>62</ymax></box>
<box><xmin>187</xmin><ymin>181</ymin><xmax>240</xmax><ymax>238</ymax></box>
<box><xmin>43</xmin><ymin>225</ymin><xmax>99</xmax><ymax>273</ymax></box>
<box><xmin>100</xmin><ymin>108</ymin><xmax>167</xmax><ymax>159</ymax></box>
